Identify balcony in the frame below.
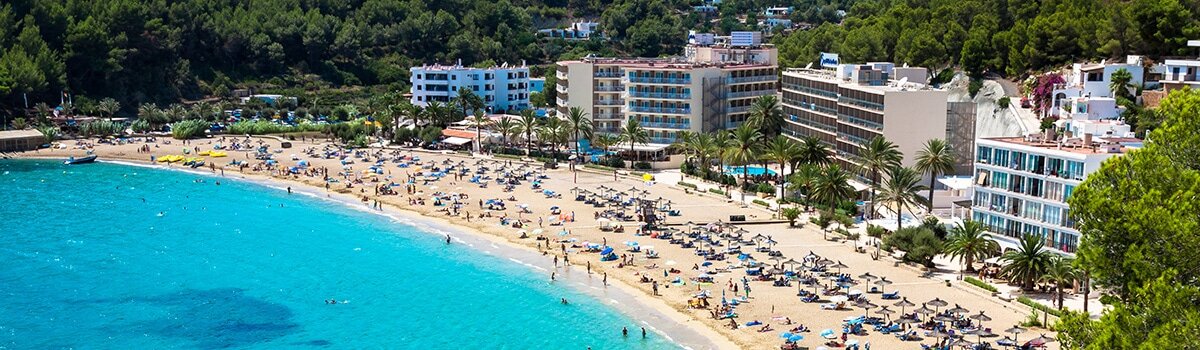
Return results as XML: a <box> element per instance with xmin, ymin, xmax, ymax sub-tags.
<box><xmin>641</xmin><ymin>121</ymin><xmax>692</xmax><ymax>129</ymax></box>
<box><xmin>596</xmin><ymin>99</ymin><xmax>625</xmax><ymax>106</ymax></box>
<box><xmin>648</xmin><ymin>136</ymin><xmax>677</xmax><ymax>144</ymax></box>
<box><xmin>556</xmin><ymin>98</ymin><xmax>568</xmax><ymax>106</ymax></box>
<box><xmin>594</xmin><ymin>71</ymin><xmax>623</xmax><ymax>78</ymax></box>
<box><xmin>726</xmin><ymin>75</ymin><xmax>776</xmax><ymax>84</ymax></box>
<box><xmin>594</xmin><ymin>113</ymin><xmax>624</xmax><ymax>120</ymax></box>
<box><xmin>629</xmin><ymin>91</ymin><xmax>691</xmax><ymax>100</ymax></box>
<box><xmin>727</xmin><ymin>105</ymin><xmax>751</xmax><ymax>113</ymax></box>
<box><xmin>594</xmin><ymin>85</ymin><xmax>624</xmax><ymax>92</ymax></box>
<box><xmin>839</xmin><ymin>96</ymin><xmax>884</xmax><ymax>112</ymax></box>
<box><xmin>628</xmin><ymin>76</ymin><xmax>691</xmax><ymax>84</ymax></box>
<box><xmin>783</xmin><ymin>83</ymin><xmax>838</xmax><ymax>99</ymax></box>
<box><xmin>556</xmin><ymin>71</ymin><xmax>568</xmax><ymax>80</ymax></box>
<box><xmin>727</xmin><ymin>90</ymin><xmax>775</xmax><ymax>99</ymax></box>
<box><xmin>595</xmin><ymin>127</ymin><xmax>621</xmax><ymax>134</ymax></box>
<box><xmin>629</xmin><ymin>106</ymin><xmax>692</xmax><ymax>114</ymax></box>
<box><xmin>839</xmin><ymin>115</ymin><xmax>883</xmax><ymax>131</ymax></box>
<box><xmin>556</xmin><ymin>85</ymin><xmax>568</xmax><ymax>93</ymax></box>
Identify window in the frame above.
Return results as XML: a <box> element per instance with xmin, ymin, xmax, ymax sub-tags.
<box><xmin>977</xmin><ymin>146</ymin><xmax>992</xmax><ymax>163</ymax></box>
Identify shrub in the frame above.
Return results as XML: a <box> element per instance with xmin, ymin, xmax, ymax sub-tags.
<box><xmin>1020</xmin><ymin>310</ymin><xmax>1044</xmax><ymax>328</ymax></box>
<box><xmin>866</xmin><ymin>225</ymin><xmax>887</xmax><ymax>238</ymax></box>
<box><xmin>708</xmin><ymin>188</ymin><xmax>726</xmax><ymax>195</ymax></box>
<box><xmin>227</xmin><ymin>120</ymin><xmax>323</xmax><ymax>135</ymax></box>
<box><xmin>606</xmin><ymin>157</ymin><xmax>626</xmax><ymax>168</ymax></box>
<box><xmin>131</xmin><ymin>119</ymin><xmax>152</xmax><ymax>133</ymax></box>
<box><xmin>968</xmin><ymin>78</ymin><xmax>984</xmax><ymax>98</ymax></box>
<box><xmin>677</xmin><ymin>181</ymin><xmax>697</xmax><ymax>189</ymax></box>
<box><xmin>632</xmin><ymin>161</ymin><xmax>651</xmax><ymax>170</ymax></box>
<box><xmin>964</xmin><ymin>277</ymin><xmax>999</xmax><ymax>293</ymax></box>
<box><xmin>1018</xmin><ymin>296</ymin><xmax>1063</xmax><ymax>318</ymax></box>
<box><xmin>781</xmin><ymin>207</ymin><xmax>801</xmax><ymax>226</ymax></box>
<box><xmin>170</xmin><ymin>120</ymin><xmax>209</xmax><ymax>139</ymax></box>
<box><xmin>998</xmin><ymin>96</ymin><xmax>1011</xmax><ymax>109</ymax></box>
<box><xmin>80</xmin><ymin>120</ymin><xmax>124</xmax><ymax>137</ymax></box>
<box><xmin>37</xmin><ymin>126</ymin><xmax>59</xmax><ymax>143</ymax></box>
<box><xmin>883</xmin><ymin>227</ymin><xmax>944</xmax><ymax>267</ymax></box>
<box><xmin>752</xmin><ymin>199</ymin><xmax>771</xmax><ymax>207</ymax></box>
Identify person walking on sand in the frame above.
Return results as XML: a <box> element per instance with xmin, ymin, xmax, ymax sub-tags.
<box><xmin>603</xmin><ymin>273</ymin><xmax>608</xmax><ymax>285</ymax></box>
<box><xmin>641</xmin><ymin>327</ymin><xmax>646</xmax><ymax>338</ymax></box>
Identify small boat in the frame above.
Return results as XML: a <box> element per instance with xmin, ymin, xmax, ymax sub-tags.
<box><xmin>64</xmin><ymin>155</ymin><xmax>97</xmax><ymax>165</ymax></box>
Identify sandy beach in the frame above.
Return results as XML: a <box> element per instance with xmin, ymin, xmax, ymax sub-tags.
<box><xmin>16</xmin><ymin>136</ymin><xmax>1058</xmax><ymax>350</ymax></box>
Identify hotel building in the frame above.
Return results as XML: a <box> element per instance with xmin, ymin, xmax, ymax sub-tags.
<box><xmin>970</xmin><ymin>132</ymin><xmax>1138</xmax><ymax>254</ymax></box>
<box><xmin>555</xmin><ymin>32</ymin><xmax>778</xmax><ymax>144</ymax></box>
<box><xmin>410</xmin><ymin>61</ymin><xmax>531</xmax><ymax>112</ymax></box>
<box><xmin>780</xmin><ymin>63</ymin><xmax>973</xmax><ymax>174</ymax></box>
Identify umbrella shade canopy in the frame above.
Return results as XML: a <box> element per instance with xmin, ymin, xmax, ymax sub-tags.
<box><xmin>819</xmin><ymin>329</ymin><xmax>836</xmax><ymax>339</ymax></box>
<box><xmin>927</xmin><ymin>298</ymin><xmax>949</xmax><ymax>307</ymax></box>
<box><xmin>1005</xmin><ymin>326</ymin><xmax>1027</xmax><ymax>335</ymax></box>
<box><xmin>874</xmin><ymin>277</ymin><xmax>893</xmax><ymax>286</ymax></box>
<box><xmin>947</xmin><ymin>304</ymin><xmax>970</xmax><ymax>314</ymax></box>
<box><xmin>875</xmin><ymin>306</ymin><xmax>895</xmax><ymax>315</ymax></box>
<box><xmin>831</xmin><ymin>261</ymin><xmax>849</xmax><ymax>269</ymax></box>
<box><xmin>894</xmin><ymin>298</ymin><xmax>916</xmax><ymax>307</ymax></box>
<box><xmin>914</xmin><ymin>304</ymin><xmax>935</xmax><ymax>314</ymax></box>
<box><xmin>969</xmin><ymin>311</ymin><xmax>993</xmax><ymax>322</ymax></box>
<box><xmin>1029</xmin><ymin>334</ymin><xmax>1056</xmax><ymax>345</ymax></box>
<box><xmin>829</xmin><ymin>295</ymin><xmax>850</xmax><ymax>303</ymax></box>
<box><xmin>896</xmin><ymin>317</ymin><xmax>920</xmax><ymax>324</ymax></box>
<box><xmin>857</xmin><ymin>272</ymin><xmax>877</xmax><ymax>280</ymax></box>
<box><xmin>973</xmin><ymin>329</ymin><xmax>997</xmax><ymax>338</ymax></box>
<box><xmin>927</xmin><ymin>330</ymin><xmax>951</xmax><ymax>338</ymax></box>
<box><xmin>950</xmin><ymin>338</ymin><xmax>974</xmax><ymax>347</ymax></box>
<box><xmin>856</xmin><ymin>302</ymin><xmax>877</xmax><ymax>310</ymax></box>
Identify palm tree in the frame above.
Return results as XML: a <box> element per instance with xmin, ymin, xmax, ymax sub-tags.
<box><xmin>762</xmin><ymin>135</ymin><xmax>799</xmax><ymax>205</ymax></box>
<box><xmin>1000</xmin><ymin>234</ymin><xmax>1054</xmax><ymax>290</ymax></box>
<box><xmin>1040</xmin><ymin>256</ymin><xmax>1079</xmax><ymax>310</ymax></box>
<box><xmin>747</xmin><ymin>95</ymin><xmax>784</xmax><ymax>137</ymax></box>
<box><xmin>943</xmin><ymin>220</ymin><xmax>999</xmax><ymax>273</ymax></box>
<box><xmin>97</xmin><ymin>98</ymin><xmax>120</xmax><ymax>121</ymax></box>
<box><xmin>538</xmin><ymin>116</ymin><xmax>568</xmax><ymax>160</ymax></box>
<box><xmin>710</xmin><ymin>132</ymin><xmax>734</xmax><ymax>194</ymax></box>
<box><xmin>876</xmin><ymin>165</ymin><xmax>929</xmax><ymax>230</ymax></box>
<box><xmin>726</xmin><ymin>124</ymin><xmax>762</xmax><ymax>202</ymax></box>
<box><xmin>810</xmin><ymin>164</ymin><xmax>854</xmax><ymax>209</ymax></box>
<box><xmin>138</xmin><ymin>103</ymin><xmax>165</xmax><ymax>129</ymax></box>
<box><xmin>425</xmin><ymin>101</ymin><xmax>449</xmax><ymax>127</ymax></box>
<box><xmin>517</xmin><ymin>110</ymin><xmax>539</xmax><ymax>156</ymax></box>
<box><xmin>453</xmin><ymin>87</ymin><xmax>484</xmax><ymax>122</ymax></box>
<box><xmin>1108</xmin><ymin>68</ymin><xmax>1134</xmax><ymax>99</ymax></box>
<box><xmin>682</xmin><ymin>132</ymin><xmax>714</xmax><ymax>173</ymax></box>
<box><xmin>620</xmin><ymin>119</ymin><xmax>649</xmax><ymax>162</ymax></box>
<box><xmin>859</xmin><ymin>136</ymin><xmax>902</xmax><ymax>219</ymax></box>
<box><xmin>592</xmin><ymin>133</ymin><xmax>621</xmax><ymax>162</ymax></box>
<box><xmin>913</xmin><ymin>139</ymin><xmax>956</xmax><ymax>213</ymax></box>
<box><xmin>786</xmin><ymin>164</ymin><xmax>821</xmax><ymax>209</ymax></box>
<box><xmin>34</xmin><ymin>102</ymin><xmax>52</xmax><ymax>122</ymax></box>
<box><xmin>564</xmin><ymin>107</ymin><xmax>593</xmax><ymax>161</ymax></box>
<box><xmin>469</xmin><ymin>109</ymin><xmax>491</xmax><ymax>152</ymax></box>
<box><xmin>166</xmin><ymin>104</ymin><xmax>188</xmax><ymax>123</ymax></box>
<box><xmin>493</xmin><ymin>114</ymin><xmax>517</xmax><ymax>146</ymax></box>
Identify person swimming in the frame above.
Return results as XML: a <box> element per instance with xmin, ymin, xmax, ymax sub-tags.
<box><xmin>157</xmin><ymin>212</ymin><xmax>165</xmax><ymax>217</ymax></box>
<box><xmin>445</xmin><ymin>234</ymin><xmax>451</xmax><ymax>244</ymax></box>
<box><xmin>560</xmin><ymin>298</ymin><xmax>568</xmax><ymax>305</ymax></box>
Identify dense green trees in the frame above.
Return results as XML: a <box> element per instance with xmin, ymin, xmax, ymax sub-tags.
<box><xmin>1056</xmin><ymin>88</ymin><xmax>1200</xmax><ymax>349</ymax></box>
<box><xmin>775</xmin><ymin>0</ymin><xmax>1200</xmax><ymax>76</ymax></box>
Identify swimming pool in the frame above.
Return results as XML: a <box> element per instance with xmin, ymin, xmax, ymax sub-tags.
<box><xmin>724</xmin><ymin>165</ymin><xmax>776</xmax><ymax>176</ymax></box>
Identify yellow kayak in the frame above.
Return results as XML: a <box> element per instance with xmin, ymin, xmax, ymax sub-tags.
<box><xmin>210</xmin><ymin>151</ymin><xmax>227</xmax><ymax>157</ymax></box>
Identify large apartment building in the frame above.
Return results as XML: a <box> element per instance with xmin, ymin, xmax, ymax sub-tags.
<box><xmin>970</xmin><ymin>131</ymin><xmax>1139</xmax><ymax>254</ymax></box>
<box><xmin>780</xmin><ymin>63</ymin><xmax>972</xmax><ymax>175</ymax></box>
<box><xmin>410</xmin><ymin>61</ymin><xmax>531</xmax><ymax>112</ymax></box>
<box><xmin>555</xmin><ymin>32</ymin><xmax>778</xmax><ymax>145</ymax></box>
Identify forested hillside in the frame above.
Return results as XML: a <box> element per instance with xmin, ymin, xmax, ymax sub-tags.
<box><xmin>776</xmin><ymin>0</ymin><xmax>1200</xmax><ymax>76</ymax></box>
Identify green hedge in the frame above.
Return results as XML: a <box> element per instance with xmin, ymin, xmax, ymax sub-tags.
<box><xmin>1017</xmin><ymin>296</ymin><xmax>1063</xmax><ymax>317</ymax></box>
<box><xmin>708</xmin><ymin>188</ymin><xmax>726</xmax><ymax>195</ymax></box>
<box><xmin>677</xmin><ymin>181</ymin><xmax>697</xmax><ymax>189</ymax></box>
<box><xmin>964</xmin><ymin>277</ymin><xmax>999</xmax><ymax>293</ymax></box>
<box><xmin>752</xmin><ymin>199</ymin><xmax>771</xmax><ymax>207</ymax></box>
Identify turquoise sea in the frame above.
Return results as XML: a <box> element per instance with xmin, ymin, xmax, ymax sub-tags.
<box><xmin>0</xmin><ymin>160</ymin><xmax>679</xmax><ymax>349</ymax></box>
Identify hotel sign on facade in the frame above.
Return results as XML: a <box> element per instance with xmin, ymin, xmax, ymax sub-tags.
<box><xmin>819</xmin><ymin>52</ymin><xmax>840</xmax><ymax>68</ymax></box>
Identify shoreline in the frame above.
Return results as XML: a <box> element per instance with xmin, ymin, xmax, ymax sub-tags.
<box><xmin>13</xmin><ymin>154</ymin><xmax>739</xmax><ymax>350</ymax></box>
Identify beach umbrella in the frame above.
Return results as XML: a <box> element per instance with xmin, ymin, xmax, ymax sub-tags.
<box><xmin>766</xmin><ymin>267</ymin><xmax>785</xmax><ymax>275</ymax></box>
<box><xmin>783</xmin><ymin>259</ymin><xmax>802</xmax><ymax>271</ymax></box>
<box><xmin>949</xmin><ymin>338</ymin><xmax>974</xmax><ymax>348</ymax></box>
<box><xmin>829</xmin><ymin>295</ymin><xmax>849</xmax><ymax>303</ymax></box>
<box><xmin>857</xmin><ymin>272</ymin><xmax>877</xmax><ymax>281</ymax></box>
<box><xmin>971</xmin><ymin>328</ymin><xmax>996</xmax><ymax>343</ymax></box>
<box><xmin>928</xmin><ymin>297</ymin><xmax>949</xmax><ymax>313</ymax></box>
<box><xmin>856</xmin><ymin>301</ymin><xmax>877</xmax><ymax>317</ymax></box>
<box><xmin>894</xmin><ymin>297</ymin><xmax>915</xmax><ymax>314</ymax></box>
<box><xmin>895</xmin><ymin>317</ymin><xmax>920</xmax><ymax>324</ymax></box>
<box><xmin>947</xmin><ymin>304</ymin><xmax>970</xmax><ymax>315</ymax></box>
<box><xmin>831</xmin><ymin>260</ymin><xmax>849</xmax><ymax>273</ymax></box>
<box><xmin>600</xmin><ymin>247</ymin><xmax>613</xmax><ymax>255</ymax></box>
<box><xmin>1006</xmin><ymin>326</ymin><xmax>1026</xmax><ymax>345</ymax></box>
<box><xmin>969</xmin><ymin>311</ymin><xmax>992</xmax><ymax>328</ymax></box>
<box><xmin>1029</xmin><ymin>334</ymin><xmax>1055</xmax><ymax>347</ymax></box>
<box><xmin>874</xmin><ymin>277</ymin><xmax>893</xmax><ymax>294</ymax></box>
<box><xmin>914</xmin><ymin>303</ymin><xmax>935</xmax><ymax>316</ymax></box>
<box><xmin>531</xmin><ymin>228</ymin><xmax>544</xmax><ymax>236</ymax></box>
<box><xmin>932</xmin><ymin>314</ymin><xmax>956</xmax><ymax>322</ymax></box>
<box><xmin>875</xmin><ymin>306</ymin><xmax>895</xmax><ymax>321</ymax></box>
<box><xmin>787</xmin><ymin>334</ymin><xmax>803</xmax><ymax>342</ymax></box>
<box><xmin>819</xmin><ymin>329</ymin><xmax>836</xmax><ymax>339</ymax></box>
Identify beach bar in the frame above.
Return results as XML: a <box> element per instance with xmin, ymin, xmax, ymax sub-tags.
<box><xmin>0</xmin><ymin>130</ymin><xmax>44</xmax><ymax>152</ymax></box>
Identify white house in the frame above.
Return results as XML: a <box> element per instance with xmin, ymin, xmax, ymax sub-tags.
<box><xmin>409</xmin><ymin>61</ymin><xmax>531</xmax><ymax>112</ymax></box>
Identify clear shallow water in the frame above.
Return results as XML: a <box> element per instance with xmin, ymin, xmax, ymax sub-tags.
<box><xmin>0</xmin><ymin>160</ymin><xmax>678</xmax><ymax>349</ymax></box>
<box><xmin>723</xmin><ymin>166</ymin><xmax>775</xmax><ymax>176</ymax></box>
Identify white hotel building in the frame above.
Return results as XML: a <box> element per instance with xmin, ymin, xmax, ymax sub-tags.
<box><xmin>555</xmin><ymin>32</ymin><xmax>778</xmax><ymax>145</ymax></box>
<box><xmin>970</xmin><ymin>133</ymin><xmax>1139</xmax><ymax>254</ymax></box>
<box><xmin>409</xmin><ymin>61</ymin><xmax>531</xmax><ymax>112</ymax></box>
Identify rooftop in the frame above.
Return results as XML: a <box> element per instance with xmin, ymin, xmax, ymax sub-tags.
<box><xmin>784</xmin><ymin>68</ymin><xmax>938</xmax><ymax>92</ymax></box>
<box><xmin>414</xmin><ymin>60</ymin><xmax>528</xmax><ymax>71</ymax></box>
<box><xmin>0</xmin><ymin>129</ymin><xmax>44</xmax><ymax>140</ymax></box>
<box><xmin>562</xmin><ymin>56</ymin><xmax>774</xmax><ymax>70</ymax></box>
<box><xmin>980</xmin><ymin>134</ymin><xmax>1140</xmax><ymax>156</ymax></box>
